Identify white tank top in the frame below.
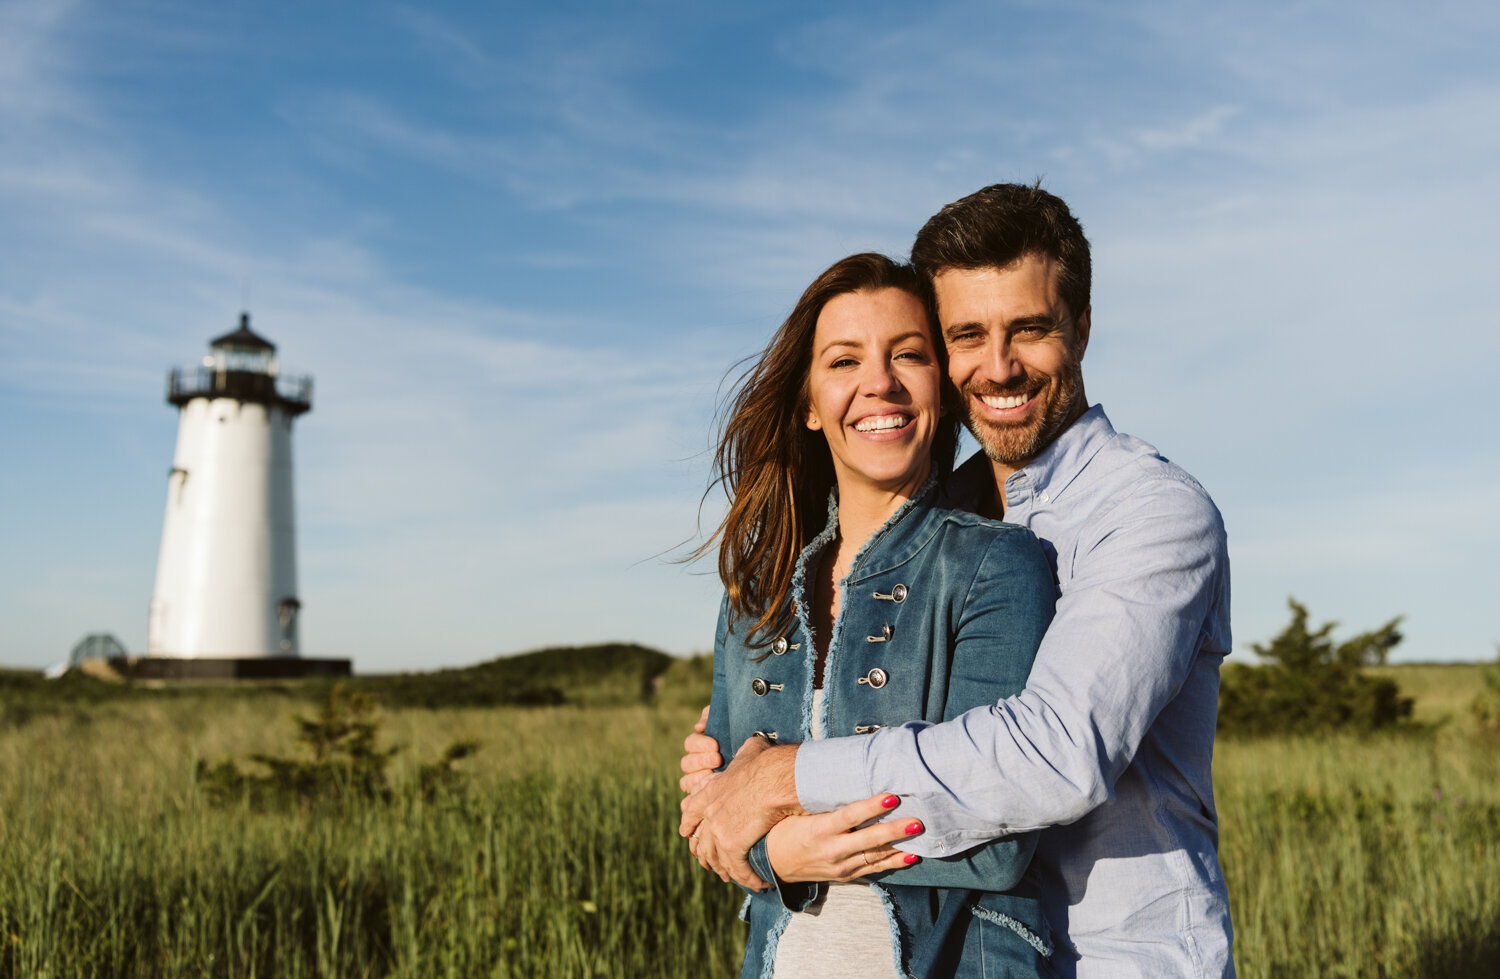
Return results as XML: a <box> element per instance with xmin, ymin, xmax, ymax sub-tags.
<box><xmin>771</xmin><ymin>687</ymin><xmax>902</xmax><ymax>979</ymax></box>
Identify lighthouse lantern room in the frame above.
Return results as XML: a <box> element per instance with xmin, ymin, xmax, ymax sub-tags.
<box><xmin>147</xmin><ymin>313</ymin><xmax>314</xmax><ymax>663</ymax></box>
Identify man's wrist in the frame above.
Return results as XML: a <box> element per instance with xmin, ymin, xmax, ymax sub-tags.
<box><xmin>755</xmin><ymin>743</ymin><xmax>804</xmax><ymax>819</ymax></box>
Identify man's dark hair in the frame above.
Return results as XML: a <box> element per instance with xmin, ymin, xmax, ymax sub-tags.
<box><xmin>911</xmin><ymin>181</ymin><xmax>1092</xmax><ymax>320</ymax></box>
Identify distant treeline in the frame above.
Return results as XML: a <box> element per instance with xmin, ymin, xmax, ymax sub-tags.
<box><xmin>8</xmin><ymin>621</ymin><xmax>1497</xmax><ymax>740</ymax></box>
<box><xmin>0</xmin><ymin>643</ymin><xmax>711</xmax><ymax>727</ymax></box>
<box><xmin>341</xmin><ymin>642</ymin><xmax>677</xmax><ymax>709</ymax></box>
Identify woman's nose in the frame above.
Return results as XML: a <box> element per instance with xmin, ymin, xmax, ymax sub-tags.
<box><xmin>863</xmin><ymin>361</ymin><xmax>903</xmax><ymax>396</ymax></box>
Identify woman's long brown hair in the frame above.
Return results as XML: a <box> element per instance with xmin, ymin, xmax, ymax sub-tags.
<box><xmin>696</xmin><ymin>253</ymin><xmax>960</xmax><ymax>647</ymax></box>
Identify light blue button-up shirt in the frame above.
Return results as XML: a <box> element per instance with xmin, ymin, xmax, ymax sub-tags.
<box><xmin>794</xmin><ymin>405</ymin><xmax>1235</xmax><ymax>978</ymax></box>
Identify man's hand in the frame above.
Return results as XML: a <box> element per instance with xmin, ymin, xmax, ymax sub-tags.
<box><xmin>679</xmin><ymin>704</ymin><xmax>722</xmax><ymax>795</ymax></box>
<box><xmin>679</xmin><ymin>734</ymin><xmax>802</xmax><ymax>889</ymax></box>
<box><xmin>766</xmin><ymin>793</ymin><xmax>921</xmax><ymax>882</ymax></box>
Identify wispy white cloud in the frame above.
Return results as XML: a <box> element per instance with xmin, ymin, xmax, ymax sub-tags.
<box><xmin>0</xmin><ymin>0</ymin><xmax>81</xmax><ymax>117</ymax></box>
<box><xmin>1090</xmin><ymin>104</ymin><xmax>1243</xmax><ymax>164</ymax></box>
<box><xmin>1135</xmin><ymin>106</ymin><xmax>1241</xmax><ymax>152</ymax></box>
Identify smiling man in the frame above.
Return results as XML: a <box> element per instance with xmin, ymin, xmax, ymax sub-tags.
<box><xmin>679</xmin><ymin>183</ymin><xmax>1235</xmax><ymax>978</ymax></box>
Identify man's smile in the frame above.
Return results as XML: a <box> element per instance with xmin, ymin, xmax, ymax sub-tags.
<box><xmin>976</xmin><ymin>391</ymin><xmax>1036</xmax><ymax>413</ymax></box>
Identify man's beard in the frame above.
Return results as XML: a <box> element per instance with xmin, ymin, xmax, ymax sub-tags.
<box><xmin>959</xmin><ymin>358</ymin><xmax>1085</xmax><ymax>468</ymax></box>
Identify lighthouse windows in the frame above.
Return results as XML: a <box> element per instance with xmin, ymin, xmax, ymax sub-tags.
<box><xmin>225</xmin><ymin>349</ymin><xmax>273</xmax><ymax>374</ymax></box>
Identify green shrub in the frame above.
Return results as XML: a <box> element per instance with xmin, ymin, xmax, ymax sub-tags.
<box><xmin>1219</xmin><ymin>599</ymin><xmax>1413</xmax><ymax>736</ymax></box>
<box><xmin>197</xmin><ymin>684</ymin><xmax>478</xmax><ymax>807</ymax></box>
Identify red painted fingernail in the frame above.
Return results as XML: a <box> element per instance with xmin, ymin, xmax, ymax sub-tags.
<box><xmin>880</xmin><ymin>794</ymin><xmax>899</xmax><ymax>809</ymax></box>
<box><xmin>904</xmin><ymin>821</ymin><xmax>923</xmax><ymax>836</ymax></box>
<box><xmin>903</xmin><ymin>854</ymin><xmax>920</xmax><ymax>865</ymax></box>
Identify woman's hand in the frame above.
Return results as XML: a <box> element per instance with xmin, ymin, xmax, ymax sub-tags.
<box><xmin>765</xmin><ymin>793</ymin><xmax>924</xmax><ymax>883</ymax></box>
<box><xmin>679</xmin><ymin>704</ymin><xmax>722</xmax><ymax>795</ymax></box>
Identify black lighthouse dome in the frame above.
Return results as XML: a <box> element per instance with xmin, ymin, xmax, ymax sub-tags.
<box><xmin>167</xmin><ymin>312</ymin><xmax>313</xmax><ymax>415</ymax></box>
<box><xmin>210</xmin><ymin>312</ymin><xmax>277</xmax><ymax>353</ymax></box>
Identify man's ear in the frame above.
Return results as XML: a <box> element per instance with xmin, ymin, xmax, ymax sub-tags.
<box><xmin>1073</xmin><ymin>306</ymin><xmax>1092</xmax><ymax>359</ymax></box>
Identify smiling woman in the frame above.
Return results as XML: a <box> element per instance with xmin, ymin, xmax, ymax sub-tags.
<box><xmin>692</xmin><ymin>255</ymin><xmax>960</xmax><ymax>654</ymax></box>
<box><xmin>686</xmin><ymin>253</ymin><xmax>1058</xmax><ymax>978</ymax></box>
<box><xmin>803</xmin><ymin>287</ymin><xmax>943</xmax><ymax>501</ymax></box>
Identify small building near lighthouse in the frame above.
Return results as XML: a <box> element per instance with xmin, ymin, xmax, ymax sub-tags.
<box><xmin>128</xmin><ymin>313</ymin><xmax>348</xmax><ymax>680</ymax></box>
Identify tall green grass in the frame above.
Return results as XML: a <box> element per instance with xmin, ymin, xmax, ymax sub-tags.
<box><xmin>1217</xmin><ymin>730</ymin><xmax>1500</xmax><ymax>977</ymax></box>
<box><xmin>2</xmin><ymin>668</ymin><xmax>1497</xmax><ymax>976</ymax></box>
<box><xmin>1</xmin><ymin>701</ymin><xmax>743</xmax><ymax>977</ymax></box>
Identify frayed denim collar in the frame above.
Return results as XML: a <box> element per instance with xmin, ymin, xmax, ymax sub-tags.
<box><xmin>789</xmin><ymin>474</ymin><xmax>939</xmax><ymax>652</ymax></box>
<box><xmin>788</xmin><ymin>474</ymin><xmax>940</xmax><ymax>743</ymax></box>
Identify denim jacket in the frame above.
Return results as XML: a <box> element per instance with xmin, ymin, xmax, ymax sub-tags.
<box><xmin>707</xmin><ymin>480</ymin><xmax>1058</xmax><ymax>979</ymax></box>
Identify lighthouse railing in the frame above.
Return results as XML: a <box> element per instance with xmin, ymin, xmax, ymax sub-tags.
<box><xmin>167</xmin><ymin>366</ymin><xmax>314</xmax><ymax>414</ymax></box>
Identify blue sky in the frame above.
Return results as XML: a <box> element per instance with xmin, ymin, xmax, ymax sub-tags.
<box><xmin>3</xmin><ymin>0</ymin><xmax>1497</xmax><ymax>673</ymax></box>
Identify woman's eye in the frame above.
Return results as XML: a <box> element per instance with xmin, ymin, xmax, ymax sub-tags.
<box><xmin>830</xmin><ymin>357</ymin><xmax>856</xmax><ymax>369</ymax></box>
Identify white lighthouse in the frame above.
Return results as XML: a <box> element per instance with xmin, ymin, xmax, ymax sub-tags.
<box><xmin>146</xmin><ymin>313</ymin><xmax>313</xmax><ymax>663</ymax></box>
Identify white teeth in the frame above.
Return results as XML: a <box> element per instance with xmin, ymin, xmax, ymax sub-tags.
<box><xmin>854</xmin><ymin>414</ymin><xmax>910</xmax><ymax>433</ymax></box>
<box><xmin>979</xmin><ymin>393</ymin><xmax>1030</xmax><ymax>410</ymax></box>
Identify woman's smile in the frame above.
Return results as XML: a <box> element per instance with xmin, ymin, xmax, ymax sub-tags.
<box><xmin>851</xmin><ymin>412</ymin><xmax>915</xmax><ymax>435</ymax></box>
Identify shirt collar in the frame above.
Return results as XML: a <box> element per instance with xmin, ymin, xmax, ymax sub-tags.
<box><xmin>950</xmin><ymin>403</ymin><xmax>1117</xmax><ymax>516</ymax></box>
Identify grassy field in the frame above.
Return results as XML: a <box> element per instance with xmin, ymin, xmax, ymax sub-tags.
<box><xmin>1365</xmin><ymin>663</ymin><xmax>1488</xmax><ymax>726</ymax></box>
<box><xmin>1</xmin><ymin>658</ymin><xmax>1496</xmax><ymax>977</ymax></box>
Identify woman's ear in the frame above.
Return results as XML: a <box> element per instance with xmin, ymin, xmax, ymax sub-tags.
<box><xmin>805</xmin><ymin>404</ymin><xmax>823</xmax><ymax>431</ymax></box>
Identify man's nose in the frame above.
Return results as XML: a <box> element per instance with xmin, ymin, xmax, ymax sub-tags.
<box><xmin>984</xmin><ymin>339</ymin><xmax>1025</xmax><ymax>384</ymax></box>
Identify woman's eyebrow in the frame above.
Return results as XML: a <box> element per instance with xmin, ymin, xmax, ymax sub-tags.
<box><xmin>813</xmin><ymin>337</ymin><xmax>863</xmax><ymax>357</ymax></box>
<box><xmin>818</xmin><ymin>331</ymin><xmax>927</xmax><ymax>354</ymax></box>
